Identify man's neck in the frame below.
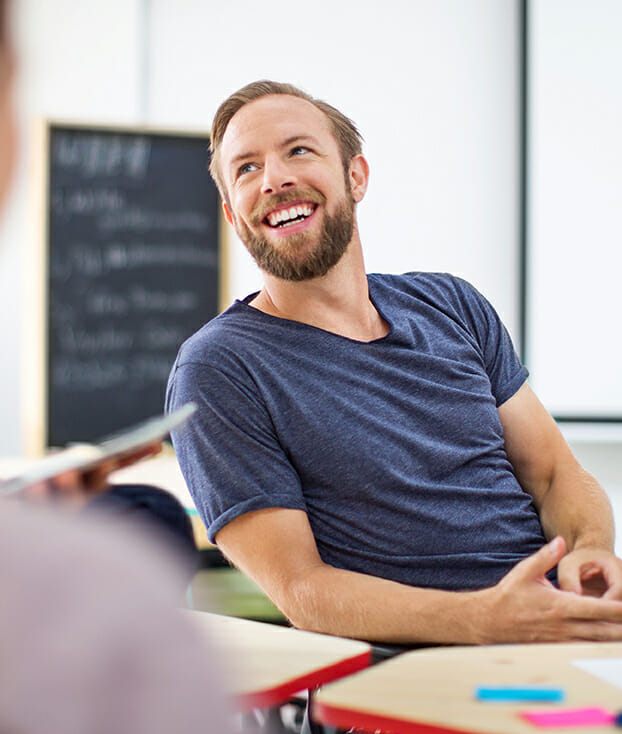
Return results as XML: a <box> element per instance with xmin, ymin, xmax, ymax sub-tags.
<box><xmin>249</xmin><ymin>237</ymin><xmax>389</xmax><ymax>343</ymax></box>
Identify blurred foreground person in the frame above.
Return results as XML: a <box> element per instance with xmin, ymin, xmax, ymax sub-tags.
<box><xmin>0</xmin><ymin>2</ymin><xmax>234</xmax><ymax>732</ymax></box>
<box><xmin>0</xmin><ymin>503</ymin><xmax>232</xmax><ymax>734</ymax></box>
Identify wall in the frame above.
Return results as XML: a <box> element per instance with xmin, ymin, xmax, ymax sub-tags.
<box><xmin>525</xmin><ymin>0</ymin><xmax>622</xmax><ymax>535</ymax></box>
<box><xmin>527</xmin><ymin>0</ymin><xmax>622</xmax><ymax>419</ymax></box>
<box><xmin>147</xmin><ymin>0</ymin><xmax>520</xmax><ymax>330</ymax></box>
<box><xmin>0</xmin><ymin>0</ymin><xmax>144</xmax><ymax>454</ymax></box>
<box><xmin>0</xmin><ymin>0</ymin><xmax>520</xmax><ymax>456</ymax></box>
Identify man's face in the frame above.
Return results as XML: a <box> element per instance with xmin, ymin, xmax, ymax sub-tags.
<box><xmin>219</xmin><ymin>95</ymin><xmax>356</xmax><ymax>281</ymax></box>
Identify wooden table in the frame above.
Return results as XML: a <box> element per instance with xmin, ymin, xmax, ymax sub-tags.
<box><xmin>315</xmin><ymin>642</ymin><xmax>622</xmax><ymax>734</ymax></box>
<box><xmin>183</xmin><ymin>611</ymin><xmax>372</xmax><ymax>711</ymax></box>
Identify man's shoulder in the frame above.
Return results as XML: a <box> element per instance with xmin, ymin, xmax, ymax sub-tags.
<box><xmin>175</xmin><ymin>298</ymin><xmax>261</xmax><ymax>368</ymax></box>
<box><xmin>370</xmin><ymin>271</ymin><xmax>478</xmax><ymax>305</ymax></box>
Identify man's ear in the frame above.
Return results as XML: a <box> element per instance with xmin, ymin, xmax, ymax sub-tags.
<box><xmin>222</xmin><ymin>200</ymin><xmax>234</xmax><ymax>226</ymax></box>
<box><xmin>348</xmin><ymin>154</ymin><xmax>370</xmax><ymax>203</ymax></box>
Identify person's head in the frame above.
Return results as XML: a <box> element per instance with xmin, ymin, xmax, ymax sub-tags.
<box><xmin>0</xmin><ymin>0</ymin><xmax>16</xmax><ymax>215</ymax></box>
<box><xmin>209</xmin><ymin>80</ymin><xmax>363</xmax><ymax>204</ymax></box>
<box><xmin>210</xmin><ymin>81</ymin><xmax>369</xmax><ymax>281</ymax></box>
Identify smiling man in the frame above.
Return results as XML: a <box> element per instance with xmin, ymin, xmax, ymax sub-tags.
<box><xmin>215</xmin><ymin>93</ymin><xmax>358</xmax><ymax>284</ymax></box>
<box><xmin>167</xmin><ymin>80</ymin><xmax>622</xmax><ymax>645</ymax></box>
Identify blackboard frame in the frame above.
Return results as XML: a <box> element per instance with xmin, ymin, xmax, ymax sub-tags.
<box><xmin>23</xmin><ymin>120</ymin><xmax>226</xmax><ymax>455</ymax></box>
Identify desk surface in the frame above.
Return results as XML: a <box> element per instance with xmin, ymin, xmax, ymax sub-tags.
<box><xmin>183</xmin><ymin>611</ymin><xmax>371</xmax><ymax>710</ymax></box>
<box><xmin>315</xmin><ymin>642</ymin><xmax>622</xmax><ymax>734</ymax></box>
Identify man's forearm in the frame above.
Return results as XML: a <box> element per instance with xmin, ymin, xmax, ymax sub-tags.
<box><xmin>538</xmin><ymin>463</ymin><xmax>615</xmax><ymax>552</ymax></box>
<box><xmin>271</xmin><ymin>541</ymin><xmax>622</xmax><ymax>645</ymax></box>
<box><xmin>499</xmin><ymin>383</ymin><xmax>615</xmax><ymax>555</ymax></box>
<box><xmin>536</xmin><ymin>464</ymin><xmax>621</xmax><ymax>598</ymax></box>
<box><xmin>282</xmin><ymin>563</ymin><xmax>489</xmax><ymax>644</ymax></box>
<box><xmin>216</xmin><ymin>505</ymin><xmax>622</xmax><ymax>644</ymax></box>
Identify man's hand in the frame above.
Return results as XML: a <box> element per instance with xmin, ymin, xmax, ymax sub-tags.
<box><xmin>557</xmin><ymin>547</ymin><xmax>622</xmax><ymax>599</ymax></box>
<box><xmin>19</xmin><ymin>443</ymin><xmax>162</xmax><ymax>511</ymax></box>
<box><xmin>479</xmin><ymin>537</ymin><xmax>622</xmax><ymax>643</ymax></box>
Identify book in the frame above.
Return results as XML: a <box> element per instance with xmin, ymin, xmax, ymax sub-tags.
<box><xmin>0</xmin><ymin>403</ymin><xmax>197</xmax><ymax>494</ymax></box>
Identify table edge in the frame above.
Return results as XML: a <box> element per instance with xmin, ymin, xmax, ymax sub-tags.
<box><xmin>313</xmin><ymin>699</ymin><xmax>476</xmax><ymax>734</ymax></box>
<box><xmin>236</xmin><ymin>649</ymin><xmax>372</xmax><ymax>711</ymax></box>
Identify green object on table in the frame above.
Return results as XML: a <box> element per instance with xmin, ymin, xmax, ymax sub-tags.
<box><xmin>189</xmin><ymin>567</ymin><xmax>286</xmax><ymax>623</ymax></box>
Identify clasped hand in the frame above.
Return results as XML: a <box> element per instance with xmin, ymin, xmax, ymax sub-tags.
<box><xmin>480</xmin><ymin>537</ymin><xmax>622</xmax><ymax>643</ymax></box>
<box><xmin>558</xmin><ymin>545</ymin><xmax>622</xmax><ymax>599</ymax></box>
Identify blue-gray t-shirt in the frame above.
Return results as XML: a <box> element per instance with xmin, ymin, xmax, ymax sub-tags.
<box><xmin>166</xmin><ymin>272</ymin><xmax>547</xmax><ymax>591</ymax></box>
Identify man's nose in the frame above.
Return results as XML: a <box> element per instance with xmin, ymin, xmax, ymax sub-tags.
<box><xmin>261</xmin><ymin>156</ymin><xmax>296</xmax><ymax>195</ymax></box>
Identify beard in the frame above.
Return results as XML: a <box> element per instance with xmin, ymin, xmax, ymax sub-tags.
<box><xmin>234</xmin><ymin>189</ymin><xmax>355</xmax><ymax>282</ymax></box>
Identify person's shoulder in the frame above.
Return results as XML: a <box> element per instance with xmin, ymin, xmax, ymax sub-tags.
<box><xmin>175</xmin><ymin>297</ymin><xmax>260</xmax><ymax>368</ymax></box>
<box><xmin>370</xmin><ymin>271</ymin><xmax>477</xmax><ymax>304</ymax></box>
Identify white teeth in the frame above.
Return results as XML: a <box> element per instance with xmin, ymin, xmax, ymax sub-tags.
<box><xmin>267</xmin><ymin>204</ymin><xmax>314</xmax><ymax>227</ymax></box>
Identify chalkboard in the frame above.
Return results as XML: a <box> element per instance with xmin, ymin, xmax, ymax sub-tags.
<box><xmin>42</xmin><ymin>124</ymin><xmax>220</xmax><ymax>447</ymax></box>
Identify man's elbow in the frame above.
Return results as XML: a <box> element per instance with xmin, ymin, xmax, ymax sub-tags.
<box><xmin>272</xmin><ymin>568</ymin><xmax>331</xmax><ymax>634</ymax></box>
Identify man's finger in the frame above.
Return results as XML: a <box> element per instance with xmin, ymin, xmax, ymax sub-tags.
<box><xmin>559</xmin><ymin>551</ymin><xmax>622</xmax><ymax>598</ymax></box>
<box><xmin>80</xmin><ymin>462</ymin><xmax>115</xmax><ymax>494</ymax></box>
<box><xmin>513</xmin><ymin>536</ymin><xmax>567</xmax><ymax>582</ymax></box>
<box><xmin>589</xmin><ymin>559</ymin><xmax>622</xmax><ymax>600</ymax></box>
<box><xmin>563</xmin><ymin>619</ymin><xmax>622</xmax><ymax>641</ymax></box>
<box><xmin>602</xmin><ymin>581</ymin><xmax>622</xmax><ymax>601</ymax></box>
<box><xmin>557</xmin><ymin>562</ymin><xmax>584</xmax><ymax>596</ymax></box>
<box><xmin>51</xmin><ymin>469</ymin><xmax>83</xmax><ymax>492</ymax></box>
<box><xmin>555</xmin><ymin>587</ymin><xmax>622</xmax><ymax>622</ymax></box>
<box><xmin>112</xmin><ymin>442</ymin><xmax>162</xmax><ymax>471</ymax></box>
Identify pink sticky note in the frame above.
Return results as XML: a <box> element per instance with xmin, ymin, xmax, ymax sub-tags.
<box><xmin>520</xmin><ymin>706</ymin><xmax>614</xmax><ymax>728</ymax></box>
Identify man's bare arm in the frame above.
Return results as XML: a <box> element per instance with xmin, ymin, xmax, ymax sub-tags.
<box><xmin>499</xmin><ymin>382</ymin><xmax>622</xmax><ymax>598</ymax></box>
<box><xmin>216</xmin><ymin>506</ymin><xmax>622</xmax><ymax>644</ymax></box>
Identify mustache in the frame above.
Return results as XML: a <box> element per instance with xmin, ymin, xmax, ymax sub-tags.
<box><xmin>250</xmin><ymin>189</ymin><xmax>326</xmax><ymax>226</ymax></box>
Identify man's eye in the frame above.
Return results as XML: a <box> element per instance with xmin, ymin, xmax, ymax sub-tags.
<box><xmin>291</xmin><ymin>146</ymin><xmax>310</xmax><ymax>156</ymax></box>
<box><xmin>238</xmin><ymin>162</ymin><xmax>258</xmax><ymax>177</ymax></box>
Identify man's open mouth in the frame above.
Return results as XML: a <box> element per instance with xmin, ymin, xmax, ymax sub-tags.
<box><xmin>265</xmin><ymin>203</ymin><xmax>316</xmax><ymax>228</ymax></box>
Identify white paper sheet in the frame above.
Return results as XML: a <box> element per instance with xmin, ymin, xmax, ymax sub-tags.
<box><xmin>573</xmin><ymin>658</ymin><xmax>622</xmax><ymax>691</ymax></box>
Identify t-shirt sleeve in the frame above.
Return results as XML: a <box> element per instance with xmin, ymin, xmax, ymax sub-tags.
<box><xmin>449</xmin><ymin>277</ymin><xmax>528</xmax><ymax>406</ymax></box>
<box><xmin>166</xmin><ymin>358</ymin><xmax>307</xmax><ymax>543</ymax></box>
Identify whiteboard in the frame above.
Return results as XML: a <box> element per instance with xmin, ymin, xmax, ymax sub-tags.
<box><xmin>526</xmin><ymin>0</ymin><xmax>622</xmax><ymax>419</ymax></box>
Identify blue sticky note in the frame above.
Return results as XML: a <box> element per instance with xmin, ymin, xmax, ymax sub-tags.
<box><xmin>475</xmin><ymin>686</ymin><xmax>565</xmax><ymax>703</ymax></box>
